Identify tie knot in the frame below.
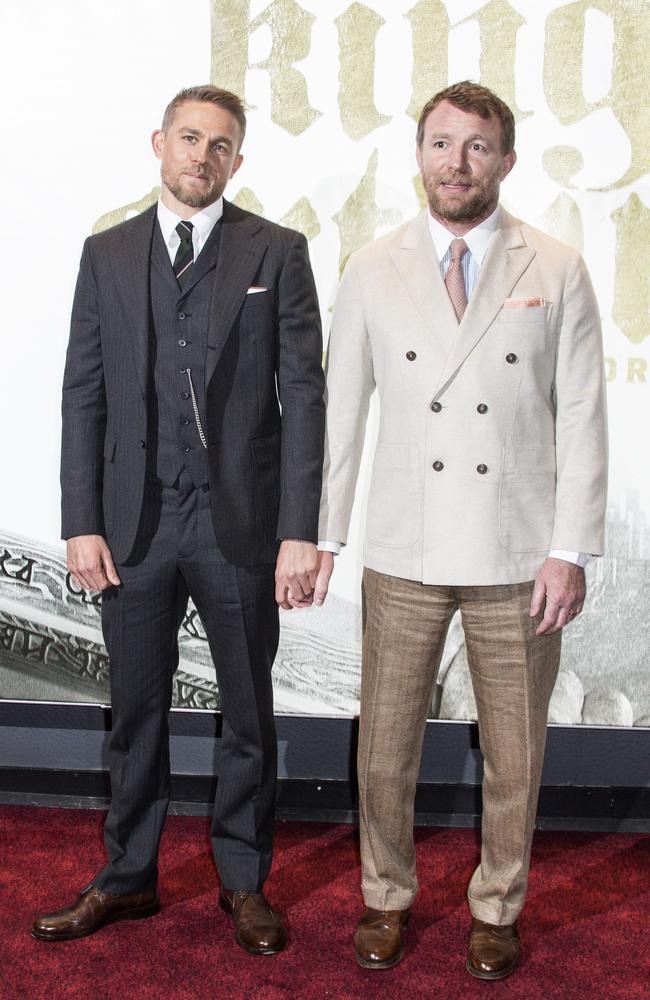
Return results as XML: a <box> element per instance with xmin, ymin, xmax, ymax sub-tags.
<box><xmin>449</xmin><ymin>238</ymin><xmax>468</xmax><ymax>263</ymax></box>
<box><xmin>176</xmin><ymin>220</ymin><xmax>194</xmax><ymax>244</ymax></box>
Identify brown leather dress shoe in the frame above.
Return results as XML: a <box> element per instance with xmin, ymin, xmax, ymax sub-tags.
<box><xmin>466</xmin><ymin>918</ymin><xmax>520</xmax><ymax>980</ymax></box>
<box><xmin>219</xmin><ymin>889</ymin><xmax>286</xmax><ymax>955</ymax></box>
<box><xmin>353</xmin><ymin>906</ymin><xmax>411</xmax><ymax>970</ymax></box>
<box><xmin>31</xmin><ymin>885</ymin><xmax>159</xmax><ymax>942</ymax></box>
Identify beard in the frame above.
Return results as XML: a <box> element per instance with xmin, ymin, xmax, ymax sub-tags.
<box><xmin>422</xmin><ymin>170</ymin><xmax>500</xmax><ymax>224</ymax></box>
<box><xmin>162</xmin><ymin>167</ymin><xmax>223</xmax><ymax>209</ymax></box>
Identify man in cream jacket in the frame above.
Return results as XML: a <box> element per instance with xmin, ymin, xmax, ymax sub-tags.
<box><xmin>315</xmin><ymin>82</ymin><xmax>607</xmax><ymax>979</ymax></box>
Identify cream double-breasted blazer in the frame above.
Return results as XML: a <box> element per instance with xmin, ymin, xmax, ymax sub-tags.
<box><xmin>318</xmin><ymin>208</ymin><xmax>608</xmax><ymax>585</ymax></box>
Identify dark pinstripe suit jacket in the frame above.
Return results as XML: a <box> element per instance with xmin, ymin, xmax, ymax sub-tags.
<box><xmin>60</xmin><ymin>200</ymin><xmax>325</xmax><ymax>566</ymax></box>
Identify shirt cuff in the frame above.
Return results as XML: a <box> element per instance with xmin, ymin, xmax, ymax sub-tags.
<box><xmin>548</xmin><ymin>549</ymin><xmax>589</xmax><ymax>568</ymax></box>
<box><xmin>318</xmin><ymin>540</ymin><xmax>341</xmax><ymax>555</ymax></box>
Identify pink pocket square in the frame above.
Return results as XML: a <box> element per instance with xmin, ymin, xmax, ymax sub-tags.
<box><xmin>503</xmin><ymin>297</ymin><xmax>548</xmax><ymax>308</ymax></box>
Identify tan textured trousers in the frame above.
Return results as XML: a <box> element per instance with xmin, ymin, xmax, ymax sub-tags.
<box><xmin>358</xmin><ymin>568</ymin><xmax>561</xmax><ymax>925</ymax></box>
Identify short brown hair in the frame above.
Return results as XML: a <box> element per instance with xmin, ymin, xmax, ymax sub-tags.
<box><xmin>416</xmin><ymin>81</ymin><xmax>515</xmax><ymax>155</ymax></box>
<box><xmin>161</xmin><ymin>86</ymin><xmax>247</xmax><ymax>149</ymax></box>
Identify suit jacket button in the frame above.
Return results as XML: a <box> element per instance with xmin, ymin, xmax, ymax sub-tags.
<box><xmin>432</xmin><ymin>460</ymin><xmax>444</xmax><ymax>471</ymax></box>
<box><xmin>477</xmin><ymin>403</ymin><xmax>488</xmax><ymax>414</ymax></box>
<box><xmin>139</xmin><ymin>439</ymin><xmax>146</xmax><ymax>449</ymax></box>
<box><xmin>406</xmin><ymin>351</ymin><xmax>417</xmax><ymax>361</ymax></box>
<box><xmin>431</xmin><ymin>401</ymin><xmax>442</xmax><ymax>413</ymax></box>
<box><xmin>477</xmin><ymin>464</ymin><xmax>488</xmax><ymax>474</ymax></box>
<box><xmin>506</xmin><ymin>353</ymin><xmax>518</xmax><ymax>364</ymax></box>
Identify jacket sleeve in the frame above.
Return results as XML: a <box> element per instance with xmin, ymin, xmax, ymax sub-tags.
<box><xmin>550</xmin><ymin>252</ymin><xmax>608</xmax><ymax>554</ymax></box>
<box><xmin>318</xmin><ymin>252</ymin><xmax>375</xmax><ymax>545</ymax></box>
<box><xmin>60</xmin><ymin>238</ymin><xmax>107</xmax><ymax>539</ymax></box>
<box><xmin>275</xmin><ymin>232</ymin><xmax>326</xmax><ymax>543</ymax></box>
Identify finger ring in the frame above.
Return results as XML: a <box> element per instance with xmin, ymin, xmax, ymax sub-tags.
<box><xmin>569</xmin><ymin>610</ymin><xmax>577</xmax><ymax>617</ymax></box>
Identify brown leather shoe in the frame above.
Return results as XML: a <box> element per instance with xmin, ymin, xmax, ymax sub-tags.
<box><xmin>219</xmin><ymin>889</ymin><xmax>286</xmax><ymax>955</ymax></box>
<box><xmin>31</xmin><ymin>884</ymin><xmax>159</xmax><ymax>942</ymax></box>
<box><xmin>353</xmin><ymin>906</ymin><xmax>411</xmax><ymax>970</ymax></box>
<box><xmin>466</xmin><ymin>918</ymin><xmax>520</xmax><ymax>980</ymax></box>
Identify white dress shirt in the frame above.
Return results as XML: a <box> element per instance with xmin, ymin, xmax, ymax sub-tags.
<box><xmin>156</xmin><ymin>196</ymin><xmax>224</xmax><ymax>264</ymax></box>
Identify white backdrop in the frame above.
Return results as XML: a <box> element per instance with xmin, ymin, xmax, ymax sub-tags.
<box><xmin>1</xmin><ymin>0</ymin><xmax>648</xmax><ymax>723</ymax></box>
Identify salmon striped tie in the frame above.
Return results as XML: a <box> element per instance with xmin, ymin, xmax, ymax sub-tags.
<box><xmin>173</xmin><ymin>220</ymin><xmax>194</xmax><ymax>289</ymax></box>
<box><xmin>445</xmin><ymin>238</ymin><xmax>469</xmax><ymax>322</ymax></box>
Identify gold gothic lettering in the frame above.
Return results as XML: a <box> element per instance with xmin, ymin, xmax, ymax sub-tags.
<box><xmin>92</xmin><ymin>188</ymin><xmax>159</xmax><ymax>235</ymax></box>
<box><xmin>627</xmin><ymin>358</ymin><xmax>647</xmax><ymax>384</ymax></box>
<box><xmin>336</xmin><ymin>3</ymin><xmax>389</xmax><ymax>141</ymax></box>
<box><xmin>611</xmin><ymin>194</ymin><xmax>650</xmax><ymax>344</ymax></box>
<box><xmin>333</xmin><ymin>150</ymin><xmax>391</xmax><ymax>273</ymax></box>
<box><xmin>604</xmin><ymin>358</ymin><xmax>616</xmax><ymax>382</ymax></box>
<box><xmin>543</xmin><ymin>0</ymin><xmax>650</xmax><ymax>190</ymax></box>
<box><xmin>464</xmin><ymin>0</ymin><xmax>530</xmax><ymax>125</ymax></box>
<box><xmin>538</xmin><ymin>193</ymin><xmax>583</xmax><ymax>253</ymax></box>
<box><xmin>210</xmin><ymin>0</ymin><xmax>320</xmax><ymax>136</ymax></box>
<box><xmin>405</xmin><ymin>1</ymin><xmax>449</xmax><ymax>124</ymax></box>
<box><xmin>210</xmin><ymin>0</ymin><xmax>248</xmax><ymax>97</ymax></box>
<box><xmin>280</xmin><ymin>197</ymin><xmax>321</xmax><ymax>241</ymax></box>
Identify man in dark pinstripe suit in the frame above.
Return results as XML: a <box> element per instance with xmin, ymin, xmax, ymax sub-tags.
<box><xmin>32</xmin><ymin>86</ymin><xmax>325</xmax><ymax>954</ymax></box>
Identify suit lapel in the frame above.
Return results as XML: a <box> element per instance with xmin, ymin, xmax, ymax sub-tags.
<box><xmin>388</xmin><ymin>211</ymin><xmax>458</xmax><ymax>357</ymax></box>
<box><xmin>110</xmin><ymin>205</ymin><xmax>157</xmax><ymax>399</ymax></box>
<box><xmin>433</xmin><ymin>210</ymin><xmax>536</xmax><ymax>397</ymax></box>
<box><xmin>206</xmin><ymin>200</ymin><xmax>268</xmax><ymax>385</ymax></box>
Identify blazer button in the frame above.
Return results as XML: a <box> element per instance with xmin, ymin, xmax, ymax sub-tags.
<box><xmin>139</xmin><ymin>439</ymin><xmax>146</xmax><ymax>449</ymax></box>
<box><xmin>406</xmin><ymin>351</ymin><xmax>417</xmax><ymax>361</ymax></box>
<box><xmin>477</xmin><ymin>464</ymin><xmax>488</xmax><ymax>475</ymax></box>
<box><xmin>432</xmin><ymin>460</ymin><xmax>444</xmax><ymax>471</ymax></box>
<box><xmin>477</xmin><ymin>403</ymin><xmax>488</xmax><ymax>414</ymax></box>
<box><xmin>431</xmin><ymin>401</ymin><xmax>442</xmax><ymax>413</ymax></box>
<box><xmin>506</xmin><ymin>353</ymin><xmax>518</xmax><ymax>364</ymax></box>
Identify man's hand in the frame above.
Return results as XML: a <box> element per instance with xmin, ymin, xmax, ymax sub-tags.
<box><xmin>313</xmin><ymin>551</ymin><xmax>335</xmax><ymax>607</ymax></box>
<box><xmin>530</xmin><ymin>557</ymin><xmax>586</xmax><ymax>635</ymax></box>
<box><xmin>275</xmin><ymin>540</ymin><xmax>319</xmax><ymax>609</ymax></box>
<box><xmin>67</xmin><ymin>535</ymin><xmax>121</xmax><ymax>592</ymax></box>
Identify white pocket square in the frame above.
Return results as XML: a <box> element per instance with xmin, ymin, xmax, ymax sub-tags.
<box><xmin>247</xmin><ymin>286</ymin><xmax>268</xmax><ymax>294</ymax></box>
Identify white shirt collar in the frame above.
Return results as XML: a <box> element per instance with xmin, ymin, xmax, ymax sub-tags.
<box><xmin>156</xmin><ymin>196</ymin><xmax>224</xmax><ymax>255</ymax></box>
<box><xmin>427</xmin><ymin>204</ymin><xmax>501</xmax><ymax>266</ymax></box>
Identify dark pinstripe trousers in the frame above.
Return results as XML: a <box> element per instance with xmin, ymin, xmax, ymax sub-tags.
<box><xmin>95</xmin><ymin>470</ymin><xmax>279</xmax><ymax>895</ymax></box>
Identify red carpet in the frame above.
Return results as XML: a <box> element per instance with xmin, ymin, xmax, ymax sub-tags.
<box><xmin>1</xmin><ymin>806</ymin><xmax>648</xmax><ymax>999</ymax></box>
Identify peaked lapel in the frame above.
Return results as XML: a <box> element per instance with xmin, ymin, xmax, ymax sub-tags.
<box><xmin>109</xmin><ymin>205</ymin><xmax>157</xmax><ymax>399</ymax></box>
<box><xmin>206</xmin><ymin>200</ymin><xmax>269</xmax><ymax>385</ymax></box>
<box><xmin>433</xmin><ymin>209</ymin><xmax>536</xmax><ymax>398</ymax></box>
<box><xmin>388</xmin><ymin>210</ymin><xmax>459</xmax><ymax>357</ymax></box>
<box><xmin>150</xmin><ymin>220</ymin><xmax>179</xmax><ymax>291</ymax></box>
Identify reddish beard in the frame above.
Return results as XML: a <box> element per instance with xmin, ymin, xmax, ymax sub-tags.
<box><xmin>422</xmin><ymin>170</ymin><xmax>500</xmax><ymax>224</ymax></box>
